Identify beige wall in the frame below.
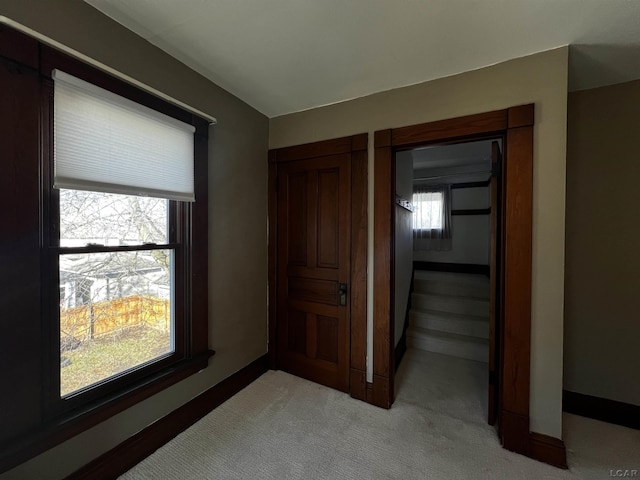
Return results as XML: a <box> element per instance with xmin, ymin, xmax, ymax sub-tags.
<box><xmin>270</xmin><ymin>48</ymin><xmax>569</xmax><ymax>438</ymax></box>
<box><xmin>0</xmin><ymin>1</ymin><xmax>268</xmax><ymax>479</ymax></box>
<box><xmin>564</xmin><ymin>80</ymin><xmax>640</xmax><ymax>406</ymax></box>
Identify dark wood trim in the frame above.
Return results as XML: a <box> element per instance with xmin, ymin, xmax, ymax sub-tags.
<box><xmin>488</xmin><ymin>140</ymin><xmax>501</xmax><ymax>427</ymax></box>
<box><xmin>0</xmin><ymin>53</ymin><xmax>43</xmax><ymax>456</ymax></box>
<box><xmin>500</xmin><ymin>409</ymin><xmax>530</xmax><ymax>454</ymax></box>
<box><xmin>267</xmin><ymin>154</ymin><xmax>278</xmax><ymax>370</ymax></box>
<box><xmin>500</xmin><ymin>123</ymin><xmax>533</xmax><ymax>430</ymax></box>
<box><xmin>374</xmin><ymin>141</ymin><xmax>394</xmax><ymax>408</ymax></box>
<box><xmin>66</xmin><ymin>354</ymin><xmax>269</xmax><ymax>480</ymax></box>
<box><xmin>451</xmin><ymin>208</ymin><xmax>490</xmax><ymax>216</ymax></box>
<box><xmin>394</xmin><ymin>270</ymin><xmax>415</xmax><ymax>372</ymax></box>
<box><xmin>349</xmin><ymin>368</ymin><xmax>367</xmax><ymax>402</ymax></box>
<box><xmin>413</xmin><ymin>261</ymin><xmax>490</xmax><ymax>276</ymax></box>
<box><xmin>529</xmin><ymin>432</ymin><xmax>567</xmax><ymax>469</ymax></box>
<box><xmin>191</xmin><ymin>128</ymin><xmax>210</xmax><ymax>354</ymax></box>
<box><xmin>351</xmin><ymin>132</ymin><xmax>368</xmax><ymax>152</ymax></box>
<box><xmin>0</xmin><ymin>25</ymin><xmax>39</xmax><ymax>69</ymax></box>
<box><xmin>0</xmin><ymin>23</ymin><xmax>212</xmax><ymax>474</ymax></box>
<box><xmin>563</xmin><ymin>390</ymin><xmax>640</xmax><ymax>430</ymax></box>
<box><xmin>0</xmin><ymin>352</ymin><xmax>214</xmax><ymax>474</ymax></box>
<box><xmin>508</xmin><ymin>104</ymin><xmax>535</xmax><ymax>129</ymax></box>
<box><xmin>56</xmin><ymin>243</ymin><xmax>180</xmax><ymax>254</ymax></box>
<box><xmin>375</xmin><ymin>105</ymin><xmax>538</xmax><ymax>461</ymax></box>
<box><xmin>451</xmin><ymin>179</ymin><xmax>491</xmax><ymax>190</ymax></box>
<box><xmin>374</xmin><ymin>129</ymin><xmax>392</xmax><ymax>148</ymax></box>
<box><xmin>350</xmin><ymin>147</ymin><xmax>369</xmax><ymax>398</ymax></box>
<box><xmin>267</xmin><ymin>134</ymin><xmax>369</xmax><ymax>403</ymax></box>
<box><xmin>391</xmin><ymin>110</ymin><xmax>508</xmax><ymax>148</ymax></box>
<box><xmin>366</xmin><ymin>376</ymin><xmax>391</xmax><ymax>409</ymax></box>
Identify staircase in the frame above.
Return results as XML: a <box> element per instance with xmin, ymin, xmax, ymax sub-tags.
<box><xmin>406</xmin><ymin>270</ymin><xmax>490</xmax><ymax>363</ymax></box>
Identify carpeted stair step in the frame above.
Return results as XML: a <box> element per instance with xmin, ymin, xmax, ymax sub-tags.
<box><xmin>411</xmin><ymin>292</ymin><xmax>489</xmax><ymax>317</ymax></box>
<box><xmin>406</xmin><ymin>327</ymin><xmax>489</xmax><ymax>363</ymax></box>
<box><xmin>410</xmin><ymin>309</ymin><xmax>489</xmax><ymax>339</ymax></box>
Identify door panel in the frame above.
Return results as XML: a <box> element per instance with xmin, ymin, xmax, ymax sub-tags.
<box><xmin>276</xmin><ymin>154</ymin><xmax>351</xmax><ymax>392</ymax></box>
<box><xmin>286</xmin><ymin>173</ymin><xmax>308</xmax><ymax>265</ymax></box>
<box><xmin>287</xmin><ymin>309</ymin><xmax>307</xmax><ymax>354</ymax></box>
<box><xmin>317</xmin><ymin>169</ymin><xmax>340</xmax><ymax>268</ymax></box>
<box><xmin>288</xmin><ymin>277</ymin><xmax>337</xmax><ymax>305</ymax></box>
<box><xmin>316</xmin><ymin>315</ymin><xmax>339</xmax><ymax>363</ymax></box>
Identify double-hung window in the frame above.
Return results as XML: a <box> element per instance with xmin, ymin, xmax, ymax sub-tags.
<box><xmin>0</xmin><ymin>29</ymin><xmax>211</xmax><ymax>469</ymax></box>
<box><xmin>52</xmin><ymin>71</ymin><xmax>195</xmax><ymax>399</ymax></box>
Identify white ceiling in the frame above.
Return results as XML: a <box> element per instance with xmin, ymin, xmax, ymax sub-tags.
<box><xmin>396</xmin><ymin>139</ymin><xmax>493</xmax><ymax>185</ymax></box>
<box><xmin>85</xmin><ymin>0</ymin><xmax>640</xmax><ymax>118</ymax></box>
<box><xmin>407</xmin><ymin>140</ymin><xmax>494</xmax><ymax>171</ymax></box>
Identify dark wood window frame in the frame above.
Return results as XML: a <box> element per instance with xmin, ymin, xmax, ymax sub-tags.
<box><xmin>0</xmin><ymin>26</ymin><xmax>212</xmax><ymax>473</ymax></box>
<box><xmin>371</xmin><ymin>106</ymin><xmax>550</xmax><ymax>462</ymax></box>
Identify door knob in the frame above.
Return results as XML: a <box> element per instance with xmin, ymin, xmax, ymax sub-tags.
<box><xmin>338</xmin><ymin>283</ymin><xmax>348</xmax><ymax>306</ymax></box>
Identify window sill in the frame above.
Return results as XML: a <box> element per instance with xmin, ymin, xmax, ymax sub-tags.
<box><xmin>0</xmin><ymin>349</ymin><xmax>215</xmax><ymax>474</ymax></box>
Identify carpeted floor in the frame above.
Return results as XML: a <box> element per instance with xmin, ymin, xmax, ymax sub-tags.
<box><xmin>120</xmin><ymin>349</ymin><xmax>639</xmax><ymax>479</ymax></box>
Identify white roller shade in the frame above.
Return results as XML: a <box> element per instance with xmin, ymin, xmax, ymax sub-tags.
<box><xmin>53</xmin><ymin>70</ymin><xmax>196</xmax><ymax>202</ymax></box>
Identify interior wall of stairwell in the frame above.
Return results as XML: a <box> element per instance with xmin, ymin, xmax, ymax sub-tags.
<box><xmin>413</xmin><ymin>187</ymin><xmax>490</xmax><ymax>265</ymax></box>
<box><xmin>395</xmin><ymin>152</ymin><xmax>415</xmax><ymax>346</ymax></box>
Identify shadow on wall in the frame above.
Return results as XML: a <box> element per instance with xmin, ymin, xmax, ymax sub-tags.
<box><xmin>569</xmin><ymin>43</ymin><xmax>640</xmax><ymax>91</ymax></box>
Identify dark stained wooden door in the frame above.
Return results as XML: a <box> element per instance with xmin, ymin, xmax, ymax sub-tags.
<box><xmin>276</xmin><ymin>153</ymin><xmax>351</xmax><ymax>392</ymax></box>
<box><xmin>488</xmin><ymin>140</ymin><xmax>502</xmax><ymax>425</ymax></box>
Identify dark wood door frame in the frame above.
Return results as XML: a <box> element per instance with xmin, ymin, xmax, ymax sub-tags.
<box><xmin>373</xmin><ymin>105</ymin><xmax>545</xmax><ymax>458</ymax></box>
<box><xmin>268</xmin><ymin>133</ymin><xmax>369</xmax><ymax>402</ymax></box>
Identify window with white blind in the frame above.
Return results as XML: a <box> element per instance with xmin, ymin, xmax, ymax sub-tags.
<box><xmin>53</xmin><ymin>70</ymin><xmax>196</xmax><ymax>201</ymax></box>
<box><xmin>0</xmin><ymin>25</ymin><xmax>211</xmax><ymax>464</ymax></box>
<box><xmin>52</xmin><ymin>70</ymin><xmax>200</xmax><ymax>399</ymax></box>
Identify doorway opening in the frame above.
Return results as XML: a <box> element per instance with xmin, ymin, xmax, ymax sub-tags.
<box><xmin>372</xmin><ymin>105</ymin><xmax>535</xmax><ymax>457</ymax></box>
<box><xmin>393</xmin><ymin>138</ymin><xmax>503</xmax><ymax>426</ymax></box>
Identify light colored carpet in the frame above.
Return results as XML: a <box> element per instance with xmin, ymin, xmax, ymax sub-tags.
<box><xmin>120</xmin><ymin>349</ymin><xmax>639</xmax><ymax>479</ymax></box>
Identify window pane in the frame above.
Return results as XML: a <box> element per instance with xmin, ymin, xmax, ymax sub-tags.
<box><xmin>60</xmin><ymin>189</ymin><xmax>168</xmax><ymax>247</ymax></box>
<box><xmin>59</xmin><ymin>250</ymin><xmax>174</xmax><ymax>397</ymax></box>
<box><xmin>413</xmin><ymin>191</ymin><xmax>444</xmax><ymax>230</ymax></box>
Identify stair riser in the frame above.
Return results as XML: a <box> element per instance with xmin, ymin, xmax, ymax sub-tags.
<box><xmin>413</xmin><ymin>279</ymin><xmax>489</xmax><ymax>299</ymax></box>
<box><xmin>410</xmin><ymin>312</ymin><xmax>489</xmax><ymax>339</ymax></box>
<box><xmin>412</xmin><ymin>294</ymin><xmax>488</xmax><ymax>316</ymax></box>
<box><xmin>407</xmin><ymin>333</ymin><xmax>488</xmax><ymax>363</ymax></box>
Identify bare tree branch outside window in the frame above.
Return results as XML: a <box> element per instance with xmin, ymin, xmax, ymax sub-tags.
<box><xmin>59</xmin><ymin>189</ymin><xmax>173</xmax><ymax>396</ymax></box>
